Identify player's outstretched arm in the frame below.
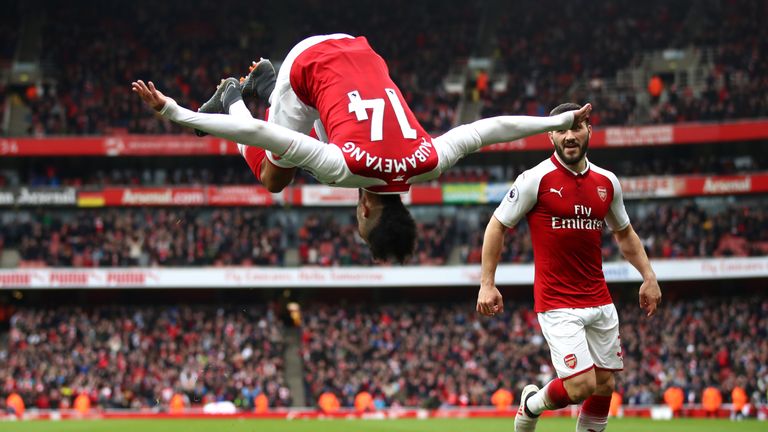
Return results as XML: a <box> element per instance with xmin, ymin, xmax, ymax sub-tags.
<box><xmin>613</xmin><ymin>224</ymin><xmax>661</xmax><ymax>317</ymax></box>
<box><xmin>477</xmin><ymin>216</ymin><xmax>507</xmax><ymax>317</ymax></box>
<box><xmin>472</xmin><ymin>103</ymin><xmax>591</xmax><ymax>146</ymax></box>
<box><xmin>430</xmin><ymin>104</ymin><xmax>592</xmax><ymax>175</ymax></box>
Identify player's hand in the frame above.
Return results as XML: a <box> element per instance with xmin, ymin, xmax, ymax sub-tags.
<box><xmin>572</xmin><ymin>103</ymin><xmax>592</xmax><ymax>127</ymax></box>
<box><xmin>477</xmin><ymin>285</ymin><xmax>504</xmax><ymax>317</ymax></box>
<box><xmin>638</xmin><ymin>278</ymin><xmax>661</xmax><ymax>317</ymax></box>
<box><xmin>131</xmin><ymin>80</ymin><xmax>168</xmax><ymax>111</ymax></box>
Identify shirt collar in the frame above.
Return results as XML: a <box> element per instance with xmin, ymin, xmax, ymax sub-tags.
<box><xmin>552</xmin><ymin>152</ymin><xmax>590</xmax><ymax>176</ymax></box>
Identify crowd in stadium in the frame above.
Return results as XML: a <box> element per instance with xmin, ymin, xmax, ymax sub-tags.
<box><xmin>2</xmin><ymin>151</ymin><xmax>763</xmax><ymax>188</ymax></box>
<box><xmin>1</xmin><ymin>201</ymin><xmax>764</xmax><ymax>268</ymax></box>
<box><xmin>6</xmin><ymin>0</ymin><xmax>764</xmax><ymax>137</ymax></box>
<box><xmin>19</xmin><ymin>0</ymin><xmax>466</xmax><ymax>137</ymax></box>
<box><xmin>643</xmin><ymin>0</ymin><xmax>768</xmax><ymax>124</ymax></box>
<box><xmin>618</xmin><ymin>297</ymin><xmax>767</xmax><ymax>408</ymax></box>
<box><xmin>1</xmin><ymin>305</ymin><xmax>290</xmax><ymax>410</ymax></box>
<box><xmin>1</xmin><ymin>297</ymin><xmax>765</xmax><ymax>411</ymax></box>
<box><xmin>4</xmin><ymin>209</ymin><xmax>288</xmax><ymax>267</ymax></box>
<box><xmin>301</xmin><ymin>297</ymin><xmax>768</xmax><ymax>409</ymax></box>
<box><xmin>459</xmin><ymin>202</ymin><xmax>767</xmax><ymax>264</ymax></box>
<box><xmin>482</xmin><ymin>0</ymin><xmax>768</xmax><ymax>125</ymax></box>
<box><xmin>1</xmin><ymin>0</ymin><xmax>766</xmax><ymax>422</ymax></box>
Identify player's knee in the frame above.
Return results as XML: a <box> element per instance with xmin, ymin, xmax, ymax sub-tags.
<box><xmin>566</xmin><ymin>375</ymin><xmax>597</xmax><ymax>402</ymax></box>
<box><xmin>577</xmin><ymin>380</ymin><xmax>597</xmax><ymax>402</ymax></box>
<box><xmin>594</xmin><ymin>371</ymin><xmax>615</xmax><ymax>395</ymax></box>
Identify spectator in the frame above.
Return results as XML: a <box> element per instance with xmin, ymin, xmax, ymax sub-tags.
<box><xmin>663</xmin><ymin>386</ymin><xmax>684</xmax><ymax>416</ymax></box>
<box><xmin>491</xmin><ymin>387</ymin><xmax>513</xmax><ymax>411</ymax></box>
<box><xmin>354</xmin><ymin>390</ymin><xmax>374</xmax><ymax>412</ymax></box>
<box><xmin>648</xmin><ymin>75</ymin><xmax>663</xmax><ymax>103</ymax></box>
<box><xmin>2</xmin><ymin>305</ymin><xmax>288</xmax><ymax>410</ymax></box>
<box><xmin>731</xmin><ymin>383</ymin><xmax>748</xmax><ymax>420</ymax></box>
<box><xmin>702</xmin><ymin>386</ymin><xmax>723</xmax><ymax>417</ymax></box>
<box><xmin>318</xmin><ymin>390</ymin><xmax>340</xmax><ymax>413</ymax></box>
<box><xmin>609</xmin><ymin>391</ymin><xmax>622</xmax><ymax>417</ymax></box>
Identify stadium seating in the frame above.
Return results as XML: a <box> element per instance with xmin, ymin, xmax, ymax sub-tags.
<box><xmin>1</xmin><ymin>201</ymin><xmax>763</xmax><ymax>267</ymax></box>
<box><xmin>4</xmin><ymin>151</ymin><xmax>764</xmax><ymax>187</ymax></box>
<box><xmin>11</xmin><ymin>0</ymin><xmax>768</xmax><ymax>135</ymax></box>
<box><xmin>2</xmin><ymin>296</ymin><xmax>765</xmax><ymax>409</ymax></box>
<box><xmin>2</xmin><ymin>304</ymin><xmax>290</xmax><ymax>410</ymax></box>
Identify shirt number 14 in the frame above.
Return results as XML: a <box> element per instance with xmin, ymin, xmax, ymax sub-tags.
<box><xmin>347</xmin><ymin>89</ymin><xmax>417</xmax><ymax>141</ymax></box>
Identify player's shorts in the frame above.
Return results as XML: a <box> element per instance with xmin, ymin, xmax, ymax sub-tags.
<box><xmin>537</xmin><ymin>303</ymin><xmax>624</xmax><ymax>379</ymax></box>
<box><xmin>265</xmin><ymin>34</ymin><xmax>350</xmax><ymax>167</ymax></box>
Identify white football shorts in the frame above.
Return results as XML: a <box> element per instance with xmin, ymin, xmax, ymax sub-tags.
<box><xmin>265</xmin><ymin>33</ymin><xmax>352</xmax><ymax>167</ymax></box>
<box><xmin>537</xmin><ymin>303</ymin><xmax>624</xmax><ymax>379</ymax></box>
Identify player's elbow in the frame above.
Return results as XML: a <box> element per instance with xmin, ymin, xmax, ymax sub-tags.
<box><xmin>488</xmin><ymin>216</ymin><xmax>507</xmax><ymax>235</ymax></box>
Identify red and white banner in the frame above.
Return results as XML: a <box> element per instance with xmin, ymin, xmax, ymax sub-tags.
<box><xmin>0</xmin><ymin>172</ymin><xmax>762</xmax><ymax>208</ymax></box>
<box><xmin>72</xmin><ymin>187</ymin><xmax>280</xmax><ymax>207</ymax></box>
<box><xmin>0</xmin><ymin>187</ymin><xmax>77</xmax><ymax>206</ymax></box>
<box><xmin>300</xmin><ymin>186</ymin><xmax>359</xmax><ymax>206</ymax></box>
<box><xmin>620</xmin><ymin>173</ymin><xmax>768</xmax><ymax>199</ymax></box>
<box><xmin>207</xmin><ymin>186</ymin><xmax>276</xmax><ymax>206</ymax></box>
<box><xmin>1</xmin><ymin>257</ymin><xmax>766</xmax><ymax>288</ymax></box>
<box><xmin>482</xmin><ymin>118</ymin><xmax>768</xmax><ymax>152</ymax></box>
<box><xmin>3</xmin><ymin>119</ymin><xmax>768</xmax><ymax>156</ymax></box>
<box><xmin>0</xmin><ymin>135</ymin><xmax>239</xmax><ymax>156</ymax></box>
<box><xmin>102</xmin><ymin>187</ymin><xmax>206</xmax><ymax>206</ymax></box>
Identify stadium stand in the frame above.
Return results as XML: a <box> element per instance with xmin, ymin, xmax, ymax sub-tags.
<box><xmin>1</xmin><ymin>150</ymin><xmax>764</xmax><ymax>187</ymax></box>
<box><xmin>1</xmin><ymin>296</ymin><xmax>765</xmax><ymax>410</ymax></box>
<box><xmin>0</xmin><ymin>0</ymin><xmax>766</xmax><ymax>424</ymax></box>
<box><xmin>11</xmin><ymin>0</ymin><xmax>768</xmax><ymax>135</ymax></box>
<box><xmin>2</xmin><ymin>200</ymin><xmax>764</xmax><ymax>267</ymax></box>
<box><xmin>485</xmin><ymin>0</ymin><xmax>768</xmax><ymax>125</ymax></box>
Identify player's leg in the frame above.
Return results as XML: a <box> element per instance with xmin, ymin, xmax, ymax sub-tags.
<box><xmin>262</xmin><ymin>34</ymin><xmax>352</xmax><ymax>168</ymax></box>
<box><xmin>516</xmin><ymin>309</ymin><xmax>594</xmax><ymax>431</ymax></box>
<box><xmin>191</xmin><ymin>64</ymin><xmax>282</xmax><ymax>185</ymax></box>
<box><xmin>158</xmin><ymin>85</ymin><xmax>339</xmax><ymax>176</ymax></box>
<box><xmin>241</xmin><ymin>58</ymin><xmax>277</xmax><ymax>104</ymax></box>
<box><xmin>574</xmin><ymin>370</ymin><xmax>613</xmax><ymax>432</ymax></box>
<box><xmin>229</xmin><ymin>102</ymin><xmax>296</xmax><ymax>192</ymax></box>
<box><xmin>576</xmin><ymin>303</ymin><xmax>624</xmax><ymax>432</ymax></box>
<box><xmin>562</xmin><ymin>368</ymin><xmax>598</xmax><ymax>402</ymax></box>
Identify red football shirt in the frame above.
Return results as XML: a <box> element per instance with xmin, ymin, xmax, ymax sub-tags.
<box><xmin>494</xmin><ymin>155</ymin><xmax>630</xmax><ymax>312</ymax></box>
<box><xmin>288</xmin><ymin>37</ymin><xmax>436</xmax><ymax>193</ymax></box>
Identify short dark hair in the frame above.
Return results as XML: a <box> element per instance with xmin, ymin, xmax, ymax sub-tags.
<box><xmin>367</xmin><ymin>195</ymin><xmax>416</xmax><ymax>264</ymax></box>
<box><xmin>550</xmin><ymin>102</ymin><xmax>588</xmax><ymax>123</ymax></box>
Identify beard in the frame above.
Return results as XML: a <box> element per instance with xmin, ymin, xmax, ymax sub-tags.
<box><xmin>554</xmin><ymin>136</ymin><xmax>590</xmax><ymax>165</ymax></box>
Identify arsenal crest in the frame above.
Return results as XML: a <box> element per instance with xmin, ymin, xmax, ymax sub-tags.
<box><xmin>597</xmin><ymin>186</ymin><xmax>607</xmax><ymax>202</ymax></box>
<box><xmin>564</xmin><ymin>353</ymin><xmax>578</xmax><ymax>369</ymax></box>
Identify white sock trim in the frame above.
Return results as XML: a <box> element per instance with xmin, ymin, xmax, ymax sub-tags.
<box><xmin>526</xmin><ymin>384</ymin><xmax>553</xmax><ymax>415</ymax></box>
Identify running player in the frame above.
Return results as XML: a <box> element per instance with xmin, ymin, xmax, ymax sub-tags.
<box><xmin>476</xmin><ymin>102</ymin><xmax>662</xmax><ymax>432</ymax></box>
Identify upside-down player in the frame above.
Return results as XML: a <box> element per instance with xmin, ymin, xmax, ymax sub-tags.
<box><xmin>132</xmin><ymin>34</ymin><xmax>591</xmax><ymax>263</ymax></box>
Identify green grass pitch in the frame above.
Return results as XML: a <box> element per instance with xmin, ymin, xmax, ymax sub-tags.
<box><xmin>0</xmin><ymin>418</ymin><xmax>764</xmax><ymax>432</ymax></box>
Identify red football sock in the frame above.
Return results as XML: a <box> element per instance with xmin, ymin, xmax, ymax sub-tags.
<box><xmin>240</xmin><ymin>145</ymin><xmax>267</xmax><ymax>182</ymax></box>
<box><xmin>546</xmin><ymin>378</ymin><xmax>573</xmax><ymax>409</ymax></box>
<box><xmin>576</xmin><ymin>394</ymin><xmax>611</xmax><ymax>432</ymax></box>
